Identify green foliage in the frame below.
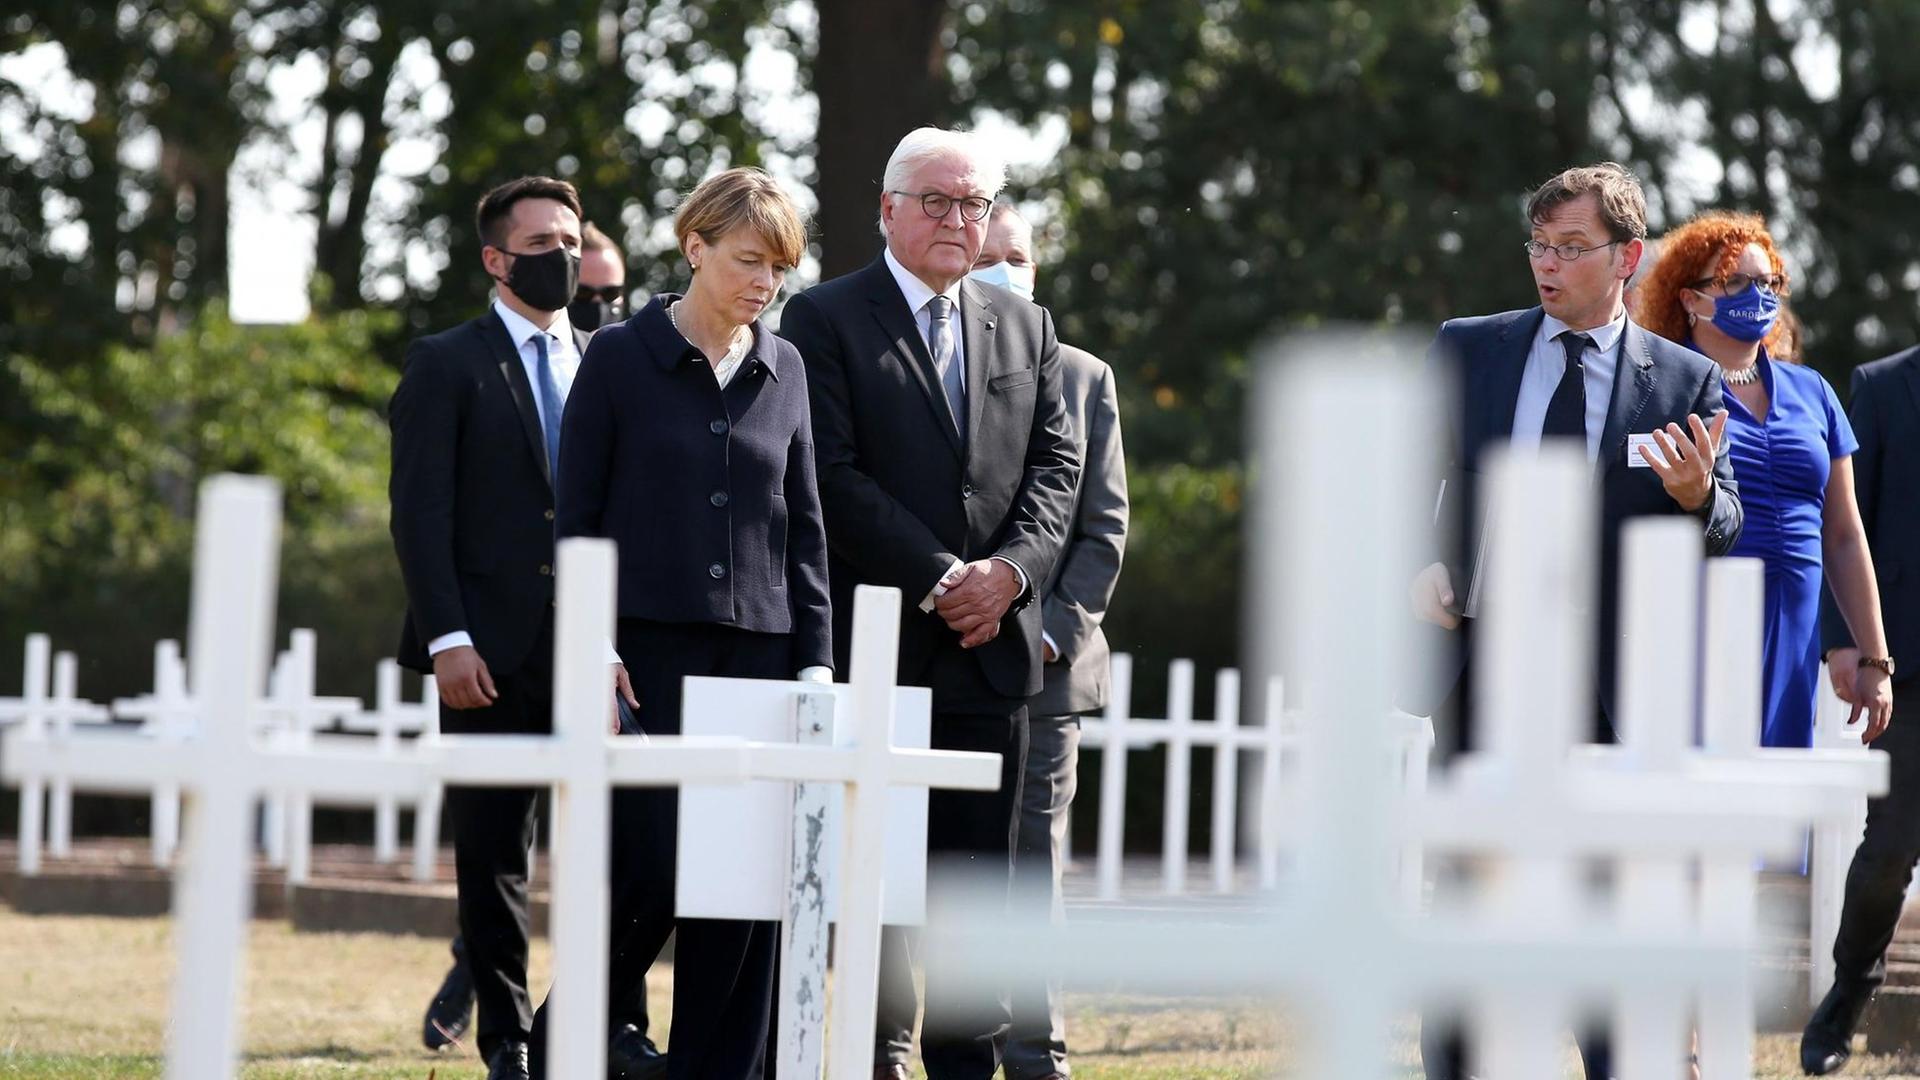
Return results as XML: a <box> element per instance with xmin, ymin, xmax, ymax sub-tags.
<box><xmin>0</xmin><ymin>303</ymin><xmax>400</xmax><ymax>702</ymax></box>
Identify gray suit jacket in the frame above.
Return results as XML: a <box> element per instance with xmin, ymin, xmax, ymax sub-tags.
<box><xmin>1031</xmin><ymin>343</ymin><xmax>1129</xmax><ymax>717</ymax></box>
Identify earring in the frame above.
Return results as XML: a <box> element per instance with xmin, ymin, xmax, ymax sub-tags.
<box><xmin>1687</xmin><ymin>310</ymin><xmax>1697</xmax><ymax>327</ymax></box>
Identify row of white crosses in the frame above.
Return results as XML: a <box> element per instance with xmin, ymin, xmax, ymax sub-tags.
<box><xmin>3</xmin><ymin>630</ymin><xmax>447</xmax><ymax>881</ymax></box>
<box><xmin>1077</xmin><ymin>654</ymin><xmax>1434</xmax><ymax>900</ymax></box>
<box><xmin>0</xmin><ymin>473</ymin><xmax>1003</xmax><ymax>1080</ymax></box>
<box><xmin>931</xmin><ymin>336</ymin><xmax>1876</xmax><ymax>1078</ymax></box>
<box><xmin>0</xmin><ymin>635</ymin><xmax>113</xmax><ymax>874</ymax></box>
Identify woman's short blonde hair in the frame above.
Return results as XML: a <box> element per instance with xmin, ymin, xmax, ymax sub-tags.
<box><xmin>673</xmin><ymin>167</ymin><xmax>809</xmax><ymax>269</ymax></box>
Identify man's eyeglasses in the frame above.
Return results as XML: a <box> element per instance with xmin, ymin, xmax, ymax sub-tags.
<box><xmin>891</xmin><ymin>190</ymin><xmax>995</xmax><ymax>223</ymax></box>
<box><xmin>1689</xmin><ymin>272</ymin><xmax>1789</xmax><ymax>296</ymax></box>
<box><xmin>1523</xmin><ymin>239</ymin><xmax>1622</xmax><ymax>262</ymax></box>
<box><xmin>575</xmin><ymin>285</ymin><xmax>627</xmax><ymax>306</ymax></box>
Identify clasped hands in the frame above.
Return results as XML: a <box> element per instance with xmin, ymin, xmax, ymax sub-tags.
<box><xmin>935</xmin><ymin>558</ymin><xmax>1021</xmax><ymax>649</ymax></box>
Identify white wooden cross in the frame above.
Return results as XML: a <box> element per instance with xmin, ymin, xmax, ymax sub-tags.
<box><xmin>259</xmin><ymin>629</ymin><xmax>366</xmax><ymax>882</ymax></box>
<box><xmin>0</xmin><ymin>634</ymin><xmax>112</xmax><ymax>873</ymax></box>
<box><xmin>0</xmin><ymin>475</ymin><xmax>763</xmax><ymax>1080</ymax></box>
<box><xmin>677</xmin><ymin>584</ymin><xmax>1005</xmax><ymax>1080</ymax></box>
<box><xmin>330</xmin><ymin>659</ymin><xmax>442</xmax><ymax>868</ymax></box>
<box><xmin>108</xmin><ymin>638</ymin><xmax>193</xmax><ymax>866</ymax></box>
<box><xmin>927</xmin><ymin>336</ymin><xmax>1776</xmax><ymax>1079</ymax></box>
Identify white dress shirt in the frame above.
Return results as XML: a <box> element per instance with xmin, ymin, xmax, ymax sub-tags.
<box><xmin>1509</xmin><ymin>307</ymin><xmax>1626</xmax><ymax>463</ymax></box>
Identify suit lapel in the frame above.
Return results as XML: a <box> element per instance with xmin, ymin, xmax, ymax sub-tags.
<box><xmin>959</xmin><ymin>280</ymin><xmax>997</xmax><ymax>460</ymax></box>
<box><xmin>1900</xmin><ymin>350</ymin><xmax>1920</xmax><ymax>426</ymax></box>
<box><xmin>864</xmin><ymin>260</ymin><xmax>964</xmax><ymax>459</ymax></box>
<box><xmin>1479</xmin><ymin>308</ymin><xmax>1540</xmax><ymax>444</ymax></box>
<box><xmin>483</xmin><ymin>310</ymin><xmax>553</xmax><ymax>488</ymax></box>
<box><xmin>1599</xmin><ymin>319</ymin><xmax>1659</xmax><ymax>476</ymax></box>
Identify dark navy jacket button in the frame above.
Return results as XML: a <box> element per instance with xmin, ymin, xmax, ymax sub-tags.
<box><xmin>708</xmin><ymin>563</ymin><xmax>726</xmax><ymax>579</ymax></box>
<box><xmin>710</xmin><ymin>491</ymin><xmax>729</xmax><ymax>507</ymax></box>
<box><xmin>543</xmin><ymin>508</ymin><xmax>555</xmax><ymax>521</ymax></box>
<box><xmin>710</xmin><ymin>419</ymin><xmax>728</xmax><ymax>435</ymax></box>
<box><xmin>539</xmin><ymin>564</ymin><xmax>552</xmax><ymax>576</ymax></box>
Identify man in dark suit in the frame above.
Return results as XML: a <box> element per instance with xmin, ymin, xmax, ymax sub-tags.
<box><xmin>969</xmin><ymin>204</ymin><xmax>1129</xmax><ymax>1080</ymax></box>
<box><xmin>414</xmin><ymin>210</ymin><xmax>661</xmax><ymax>1075</ymax></box>
<box><xmin>389</xmin><ymin>176</ymin><xmax>639</xmax><ymax>1080</ymax></box>
<box><xmin>1410</xmin><ymin>162</ymin><xmax>1743</xmax><ymax>1080</ymax></box>
<box><xmin>777</xmin><ymin>126</ymin><xmax>1081</xmax><ymax>1080</ymax></box>
<box><xmin>1801</xmin><ymin>345</ymin><xmax>1915</xmax><ymax>1075</ymax></box>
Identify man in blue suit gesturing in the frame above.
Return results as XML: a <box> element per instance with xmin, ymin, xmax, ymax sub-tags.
<box><xmin>1411</xmin><ymin>162</ymin><xmax>1744</xmax><ymax>1080</ymax></box>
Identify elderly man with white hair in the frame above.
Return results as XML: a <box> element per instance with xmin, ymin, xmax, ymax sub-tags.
<box><xmin>779</xmin><ymin>126</ymin><xmax>1081</xmax><ymax>1079</ymax></box>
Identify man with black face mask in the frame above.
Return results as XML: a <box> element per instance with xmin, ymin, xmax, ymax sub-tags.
<box><xmin>390</xmin><ymin>175</ymin><xmax>642</xmax><ymax>1080</ymax></box>
<box><xmin>569</xmin><ymin>222</ymin><xmax>629</xmax><ymax>332</ymax></box>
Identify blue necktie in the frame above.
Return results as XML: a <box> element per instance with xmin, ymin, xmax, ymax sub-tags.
<box><xmin>928</xmin><ymin>295</ymin><xmax>965</xmax><ymax>440</ymax></box>
<box><xmin>534</xmin><ymin>333</ymin><xmax>563</xmax><ymax>474</ymax></box>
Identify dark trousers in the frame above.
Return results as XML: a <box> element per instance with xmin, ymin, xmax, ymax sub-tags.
<box><xmin>874</xmin><ymin>702</ymin><xmax>1030</xmax><ymax>1079</ymax></box>
<box><xmin>531</xmin><ymin>619</ymin><xmax>787</xmax><ymax>1080</ymax></box>
<box><xmin>1830</xmin><ymin>679</ymin><xmax>1919</xmax><ymax>993</ymax></box>
<box><xmin>1003</xmin><ymin>716</ymin><xmax>1079</xmax><ymax>1079</ymax></box>
<box><xmin>441</xmin><ymin>618</ymin><xmax>554</xmax><ymax>1063</ymax></box>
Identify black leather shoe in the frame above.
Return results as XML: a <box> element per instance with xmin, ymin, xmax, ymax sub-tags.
<box><xmin>607</xmin><ymin>1023</ymin><xmax>667</xmax><ymax>1080</ymax></box>
<box><xmin>420</xmin><ymin>956</ymin><xmax>474</xmax><ymax>1051</ymax></box>
<box><xmin>1801</xmin><ymin>982</ymin><xmax>1873</xmax><ymax>1075</ymax></box>
<box><xmin>488</xmin><ymin>1039</ymin><xmax>532</xmax><ymax>1080</ymax></box>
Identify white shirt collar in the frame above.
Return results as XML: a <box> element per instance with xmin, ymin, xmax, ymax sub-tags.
<box><xmin>883</xmin><ymin>247</ymin><xmax>963</xmax><ymax>317</ymax></box>
<box><xmin>492</xmin><ymin>297</ymin><xmax>573</xmax><ymax>354</ymax></box>
<box><xmin>1539</xmin><ymin>304</ymin><xmax>1627</xmax><ymax>354</ymax></box>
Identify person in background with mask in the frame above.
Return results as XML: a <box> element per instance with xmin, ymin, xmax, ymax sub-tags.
<box><xmin>388</xmin><ymin>176</ymin><xmax>638</xmax><ymax>1080</ymax></box>
<box><xmin>571</xmin><ymin>221</ymin><xmax>630</xmax><ymax>332</ymax></box>
<box><xmin>966</xmin><ymin>203</ymin><xmax>1127</xmax><ymax>1080</ymax></box>
<box><xmin>1634</xmin><ymin>211</ymin><xmax>1891</xmax><ymax>753</ymax></box>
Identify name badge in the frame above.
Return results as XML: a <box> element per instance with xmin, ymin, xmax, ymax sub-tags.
<box><xmin>1627</xmin><ymin>433</ymin><xmax>1667</xmax><ymax>469</ymax></box>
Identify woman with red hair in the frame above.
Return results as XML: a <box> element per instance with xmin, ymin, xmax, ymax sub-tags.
<box><xmin>1636</xmin><ymin>211</ymin><xmax>1892</xmax><ymax>748</ymax></box>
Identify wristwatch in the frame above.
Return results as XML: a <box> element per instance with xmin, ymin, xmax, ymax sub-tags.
<box><xmin>1859</xmin><ymin>655</ymin><xmax>1898</xmax><ymax>677</ymax></box>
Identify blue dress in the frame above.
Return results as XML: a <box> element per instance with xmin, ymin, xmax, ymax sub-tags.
<box><xmin>1715</xmin><ymin>350</ymin><xmax>1858</xmax><ymax>748</ymax></box>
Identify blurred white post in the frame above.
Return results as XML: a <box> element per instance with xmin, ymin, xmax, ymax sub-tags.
<box><xmin>1257</xmin><ymin>675</ymin><xmax>1286</xmax><ymax>890</ymax></box>
<box><xmin>410</xmin><ymin>680</ymin><xmax>444</xmax><ymax>883</ymax></box>
<box><xmin>1470</xmin><ymin>447</ymin><xmax>1594</xmax><ymax>1076</ymax></box>
<box><xmin>1210</xmin><ymin>668</ymin><xmax>1242</xmax><ymax>893</ymax></box>
<box><xmin>13</xmin><ymin>634</ymin><xmax>50</xmax><ymax>875</ymax></box>
<box><xmin>167</xmin><ymin>474</ymin><xmax>284</xmax><ymax>1078</ymax></box>
<box><xmin>1612</xmin><ymin>519</ymin><xmax>1702</xmax><ymax>1077</ymax></box>
<box><xmin>110</xmin><ymin>639</ymin><xmax>192</xmax><ymax>867</ymax></box>
<box><xmin>371</xmin><ymin>660</ymin><xmax>405</xmax><ymax>863</ymax></box>
<box><xmin>1697</xmin><ymin>557</ymin><xmax>1765</xmax><ymax>1079</ymax></box>
<box><xmin>1094</xmin><ymin>652</ymin><xmax>1132</xmax><ymax>900</ymax></box>
<box><xmin>1160</xmin><ymin>659</ymin><xmax>1194</xmax><ymax>893</ymax></box>
<box><xmin>44</xmin><ymin>652</ymin><xmax>109</xmax><ymax>857</ymax></box>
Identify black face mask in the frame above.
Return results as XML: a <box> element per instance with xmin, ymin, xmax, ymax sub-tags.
<box><xmin>568</xmin><ymin>286</ymin><xmax>626</xmax><ymax>332</ymax></box>
<box><xmin>492</xmin><ymin>245</ymin><xmax>580</xmax><ymax>313</ymax></box>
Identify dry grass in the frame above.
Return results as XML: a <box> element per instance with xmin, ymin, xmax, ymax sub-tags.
<box><xmin>4</xmin><ymin>905</ymin><xmax>1920</xmax><ymax>1077</ymax></box>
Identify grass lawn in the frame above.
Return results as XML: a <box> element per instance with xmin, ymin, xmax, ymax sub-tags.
<box><xmin>1</xmin><ymin>905</ymin><xmax>1917</xmax><ymax>1077</ymax></box>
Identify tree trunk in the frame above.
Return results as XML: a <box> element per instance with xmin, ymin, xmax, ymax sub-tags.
<box><xmin>810</xmin><ymin>0</ymin><xmax>948</xmax><ymax>279</ymax></box>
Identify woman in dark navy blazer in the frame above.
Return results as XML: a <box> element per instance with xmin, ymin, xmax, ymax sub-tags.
<box><xmin>536</xmin><ymin>168</ymin><xmax>829</xmax><ymax>1080</ymax></box>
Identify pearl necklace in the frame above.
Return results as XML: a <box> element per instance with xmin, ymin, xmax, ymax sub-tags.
<box><xmin>1723</xmin><ymin>361</ymin><xmax>1762</xmax><ymax>387</ymax></box>
<box><xmin>668</xmin><ymin>300</ymin><xmax>747</xmax><ymax>358</ymax></box>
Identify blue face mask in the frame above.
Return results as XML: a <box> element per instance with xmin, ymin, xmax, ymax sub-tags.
<box><xmin>967</xmin><ymin>261</ymin><xmax>1036</xmax><ymax>301</ymax></box>
<box><xmin>1708</xmin><ymin>281</ymin><xmax>1780</xmax><ymax>343</ymax></box>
